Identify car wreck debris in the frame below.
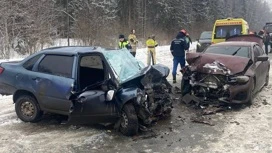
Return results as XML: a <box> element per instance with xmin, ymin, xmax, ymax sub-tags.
<box><xmin>190</xmin><ymin>116</ymin><xmax>215</xmax><ymax>126</ymax></box>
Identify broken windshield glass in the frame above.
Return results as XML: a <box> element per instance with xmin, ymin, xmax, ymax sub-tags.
<box><xmin>103</xmin><ymin>49</ymin><xmax>145</xmax><ymax>83</ymax></box>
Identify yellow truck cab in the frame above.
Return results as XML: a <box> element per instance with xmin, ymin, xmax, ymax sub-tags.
<box><xmin>212</xmin><ymin>18</ymin><xmax>249</xmax><ymax>44</ymax></box>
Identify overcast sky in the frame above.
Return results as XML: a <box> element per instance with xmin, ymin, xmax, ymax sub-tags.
<box><xmin>265</xmin><ymin>0</ymin><xmax>272</xmax><ymax>8</ymax></box>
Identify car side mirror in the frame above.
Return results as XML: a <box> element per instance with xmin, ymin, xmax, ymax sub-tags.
<box><xmin>106</xmin><ymin>90</ymin><xmax>115</xmax><ymax>101</ymax></box>
<box><xmin>257</xmin><ymin>55</ymin><xmax>268</xmax><ymax>61</ymax></box>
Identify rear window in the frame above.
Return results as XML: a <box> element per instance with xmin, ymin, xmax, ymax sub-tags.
<box><xmin>23</xmin><ymin>54</ymin><xmax>42</xmax><ymax>71</ymax></box>
<box><xmin>264</xmin><ymin>25</ymin><xmax>272</xmax><ymax>33</ymax></box>
<box><xmin>215</xmin><ymin>25</ymin><xmax>242</xmax><ymax>39</ymax></box>
<box><xmin>204</xmin><ymin>46</ymin><xmax>250</xmax><ymax>58</ymax></box>
<box><xmin>38</xmin><ymin>55</ymin><xmax>74</xmax><ymax>78</ymax></box>
<box><xmin>200</xmin><ymin>32</ymin><xmax>212</xmax><ymax>40</ymax></box>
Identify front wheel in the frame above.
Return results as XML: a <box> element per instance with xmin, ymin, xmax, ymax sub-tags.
<box><xmin>119</xmin><ymin>103</ymin><xmax>138</xmax><ymax>136</ymax></box>
<box><xmin>15</xmin><ymin>95</ymin><xmax>43</xmax><ymax>122</ymax></box>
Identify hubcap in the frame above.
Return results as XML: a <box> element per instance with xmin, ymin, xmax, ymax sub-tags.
<box><xmin>21</xmin><ymin>101</ymin><xmax>35</xmax><ymax>117</ymax></box>
<box><xmin>120</xmin><ymin>112</ymin><xmax>128</xmax><ymax>128</ymax></box>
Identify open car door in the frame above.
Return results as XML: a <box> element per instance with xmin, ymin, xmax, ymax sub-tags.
<box><xmin>68</xmin><ymin>90</ymin><xmax>119</xmax><ymax>125</ymax></box>
<box><xmin>226</xmin><ymin>34</ymin><xmax>264</xmax><ymax>47</ymax></box>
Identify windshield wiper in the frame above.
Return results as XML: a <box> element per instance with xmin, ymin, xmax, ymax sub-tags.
<box><xmin>232</xmin><ymin>47</ymin><xmax>242</xmax><ymax>56</ymax></box>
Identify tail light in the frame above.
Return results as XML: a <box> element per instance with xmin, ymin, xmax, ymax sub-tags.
<box><xmin>0</xmin><ymin>66</ymin><xmax>4</xmax><ymax>74</ymax></box>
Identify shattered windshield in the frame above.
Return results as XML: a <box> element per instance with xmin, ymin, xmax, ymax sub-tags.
<box><xmin>103</xmin><ymin>49</ymin><xmax>145</xmax><ymax>83</ymax></box>
<box><xmin>205</xmin><ymin>46</ymin><xmax>250</xmax><ymax>58</ymax></box>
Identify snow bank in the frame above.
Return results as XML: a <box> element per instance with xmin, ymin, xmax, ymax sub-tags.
<box><xmin>135</xmin><ymin>41</ymin><xmax>197</xmax><ymax>67</ymax></box>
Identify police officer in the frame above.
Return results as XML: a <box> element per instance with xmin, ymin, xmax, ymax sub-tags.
<box><xmin>118</xmin><ymin>34</ymin><xmax>132</xmax><ymax>50</ymax></box>
<box><xmin>170</xmin><ymin>30</ymin><xmax>189</xmax><ymax>83</ymax></box>
<box><xmin>146</xmin><ymin>35</ymin><xmax>158</xmax><ymax>65</ymax></box>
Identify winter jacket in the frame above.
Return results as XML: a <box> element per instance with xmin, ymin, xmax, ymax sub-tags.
<box><xmin>128</xmin><ymin>34</ymin><xmax>138</xmax><ymax>46</ymax></box>
<box><xmin>264</xmin><ymin>34</ymin><xmax>271</xmax><ymax>45</ymax></box>
<box><xmin>170</xmin><ymin>32</ymin><xmax>189</xmax><ymax>57</ymax></box>
<box><xmin>119</xmin><ymin>39</ymin><xmax>132</xmax><ymax>49</ymax></box>
<box><xmin>146</xmin><ymin>38</ymin><xmax>158</xmax><ymax>48</ymax></box>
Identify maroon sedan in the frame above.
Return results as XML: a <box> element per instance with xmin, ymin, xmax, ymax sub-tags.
<box><xmin>181</xmin><ymin>39</ymin><xmax>270</xmax><ymax>104</ymax></box>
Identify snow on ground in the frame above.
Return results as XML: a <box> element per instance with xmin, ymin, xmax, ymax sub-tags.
<box><xmin>1</xmin><ymin>42</ymin><xmax>272</xmax><ymax>152</ymax></box>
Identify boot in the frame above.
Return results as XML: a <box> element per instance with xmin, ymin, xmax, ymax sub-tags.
<box><xmin>173</xmin><ymin>75</ymin><xmax>177</xmax><ymax>84</ymax></box>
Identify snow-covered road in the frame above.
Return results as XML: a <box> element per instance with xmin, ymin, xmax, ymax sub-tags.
<box><xmin>1</xmin><ymin>43</ymin><xmax>272</xmax><ymax>153</ymax></box>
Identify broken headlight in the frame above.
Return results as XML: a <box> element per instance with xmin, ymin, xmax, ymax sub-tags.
<box><xmin>229</xmin><ymin>76</ymin><xmax>249</xmax><ymax>84</ymax></box>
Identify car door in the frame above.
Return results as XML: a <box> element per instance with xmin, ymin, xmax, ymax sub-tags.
<box><xmin>256</xmin><ymin>45</ymin><xmax>269</xmax><ymax>86</ymax></box>
<box><xmin>253</xmin><ymin>45</ymin><xmax>265</xmax><ymax>91</ymax></box>
<box><xmin>32</xmin><ymin>54</ymin><xmax>75</xmax><ymax>114</ymax></box>
<box><xmin>68</xmin><ymin>54</ymin><xmax>119</xmax><ymax>125</ymax></box>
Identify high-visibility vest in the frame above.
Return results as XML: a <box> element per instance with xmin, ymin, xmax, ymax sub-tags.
<box><xmin>146</xmin><ymin>39</ymin><xmax>158</xmax><ymax>48</ymax></box>
<box><xmin>119</xmin><ymin>41</ymin><xmax>129</xmax><ymax>49</ymax></box>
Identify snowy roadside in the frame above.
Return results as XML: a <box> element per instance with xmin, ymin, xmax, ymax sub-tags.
<box><xmin>0</xmin><ymin>44</ymin><xmax>272</xmax><ymax>153</ymax></box>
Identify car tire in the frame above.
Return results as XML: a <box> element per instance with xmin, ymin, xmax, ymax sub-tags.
<box><xmin>15</xmin><ymin>95</ymin><xmax>43</xmax><ymax>123</ymax></box>
<box><xmin>120</xmin><ymin>103</ymin><xmax>138</xmax><ymax>136</ymax></box>
<box><xmin>265</xmin><ymin>71</ymin><xmax>269</xmax><ymax>86</ymax></box>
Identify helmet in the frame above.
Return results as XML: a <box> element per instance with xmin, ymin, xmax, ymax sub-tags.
<box><xmin>119</xmin><ymin>34</ymin><xmax>125</xmax><ymax>39</ymax></box>
<box><xmin>180</xmin><ymin>29</ymin><xmax>187</xmax><ymax>34</ymax></box>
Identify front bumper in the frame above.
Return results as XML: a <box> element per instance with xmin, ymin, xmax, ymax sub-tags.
<box><xmin>183</xmin><ymin>77</ymin><xmax>253</xmax><ymax>104</ymax></box>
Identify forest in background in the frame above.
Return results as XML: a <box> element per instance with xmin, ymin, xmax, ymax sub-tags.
<box><xmin>0</xmin><ymin>0</ymin><xmax>272</xmax><ymax>58</ymax></box>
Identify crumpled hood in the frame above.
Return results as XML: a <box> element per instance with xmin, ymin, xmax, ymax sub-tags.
<box><xmin>186</xmin><ymin>52</ymin><xmax>251</xmax><ymax>75</ymax></box>
<box><xmin>121</xmin><ymin>64</ymin><xmax>170</xmax><ymax>85</ymax></box>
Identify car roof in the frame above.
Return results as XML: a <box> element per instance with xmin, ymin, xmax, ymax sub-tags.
<box><xmin>39</xmin><ymin>46</ymin><xmax>113</xmax><ymax>55</ymax></box>
<box><xmin>210</xmin><ymin>41</ymin><xmax>256</xmax><ymax>47</ymax></box>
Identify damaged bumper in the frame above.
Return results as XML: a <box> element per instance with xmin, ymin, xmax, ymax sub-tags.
<box><xmin>181</xmin><ymin>61</ymin><xmax>253</xmax><ymax>104</ymax></box>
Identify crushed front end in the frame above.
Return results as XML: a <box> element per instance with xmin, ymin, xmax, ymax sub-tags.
<box><xmin>135</xmin><ymin>64</ymin><xmax>173</xmax><ymax>125</ymax></box>
<box><xmin>181</xmin><ymin>61</ymin><xmax>252</xmax><ymax>104</ymax></box>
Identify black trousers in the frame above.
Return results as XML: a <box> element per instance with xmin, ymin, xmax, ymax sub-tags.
<box><xmin>265</xmin><ymin>44</ymin><xmax>269</xmax><ymax>55</ymax></box>
<box><xmin>130</xmin><ymin>52</ymin><xmax>136</xmax><ymax>57</ymax></box>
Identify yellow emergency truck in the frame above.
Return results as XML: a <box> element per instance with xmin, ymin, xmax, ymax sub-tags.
<box><xmin>211</xmin><ymin>18</ymin><xmax>249</xmax><ymax>44</ymax></box>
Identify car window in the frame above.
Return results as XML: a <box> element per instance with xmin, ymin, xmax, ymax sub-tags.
<box><xmin>253</xmin><ymin>46</ymin><xmax>261</xmax><ymax>58</ymax></box>
<box><xmin>23</xmin><ymin>54</ymin><xmax>43</xmax><ymax>71</ymax></box>
<box><xmin>38</xmin><ymin>55</ymin><xmax>74</xmax><ymax>78</ymax></box>
<box><xmin>80</xmin><ymin>55</ymin><xmax>103</xmax><ymax>69</ymax></box>
<box><xmin>256</xmin><ymin>45</ymin><xmax>265</xmax><ymax>55</ymax></box>
<box><xmin>264</xmin><ymin>24</ymin><xmax>272</xmax><ymax>33</ymax></box>
<box><xmin>205</xmin><ymin>46</ymin><xmax>249</xmax><ymax>58</ymax></box>
<box><xmin>215</xmin><ymin>25</ymin><xmax>242</xmax><ymax>39</ymax></box>
<box><xmin>200</xmin><ymin>32</ymin><xmax>212</xmax><ymax>40</ymax></box>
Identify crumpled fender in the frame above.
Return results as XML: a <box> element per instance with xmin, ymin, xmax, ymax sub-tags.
<box><xmin>116</xmin><ymin>87</ymin><xmax>138</xmax><ymax>110</ymax></box>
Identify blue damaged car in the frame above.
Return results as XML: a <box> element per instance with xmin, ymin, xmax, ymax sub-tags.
<box><xmin>0</xmin><ymin>47</ymin><xmax>172</xmax><ymax>136</ymax></box>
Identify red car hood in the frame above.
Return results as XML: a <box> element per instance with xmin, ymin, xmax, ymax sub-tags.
<box><xmin>186</xmin><ymin>52</ymin><xmax>251</xmax><ymax>75</ymax></box>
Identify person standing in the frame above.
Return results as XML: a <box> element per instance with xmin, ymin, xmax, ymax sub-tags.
<box><xmin>128</xmin><ymin>29</ymin><xmax>138</xmax><ymax>57</ymax></box>
<box><xmin>170</xmin><ymin>30</ymin><xmax>189</xmax><ymax>83</ymax></box>
<box><xmin>146</xmin><ymin>35</ymin><xmax>158</xmax><ymax>65</ymax></box>
<box><xmin>264</xmin><ymin>32</ymin><xmax>271</xmax><ymax>55</ymax></box>
<box><xmin>118</xmin><ymin>34</ymin><xmax>132</xmax><ymax>50</ymax></box>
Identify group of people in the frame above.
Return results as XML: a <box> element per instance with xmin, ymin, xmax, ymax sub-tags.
<box><xmin>260</xmin><ymin>30</ymin><xmax>272</xmax><ymax>55</ymax></box>
<box><xmin>118</xmin><ymin>28</ymin><xmax>192</xmax><ymax>84</ymax></box>
<box><xmin>118</xmin><ymin>29</ymin><xmax>158</xmax><ymax>65</ymax></box>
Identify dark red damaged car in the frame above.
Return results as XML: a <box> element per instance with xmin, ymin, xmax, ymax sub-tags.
<box><xmin>181</xmin><ymin>37</ymin><xmax>270</xmax><ymax>104</ymax></box>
